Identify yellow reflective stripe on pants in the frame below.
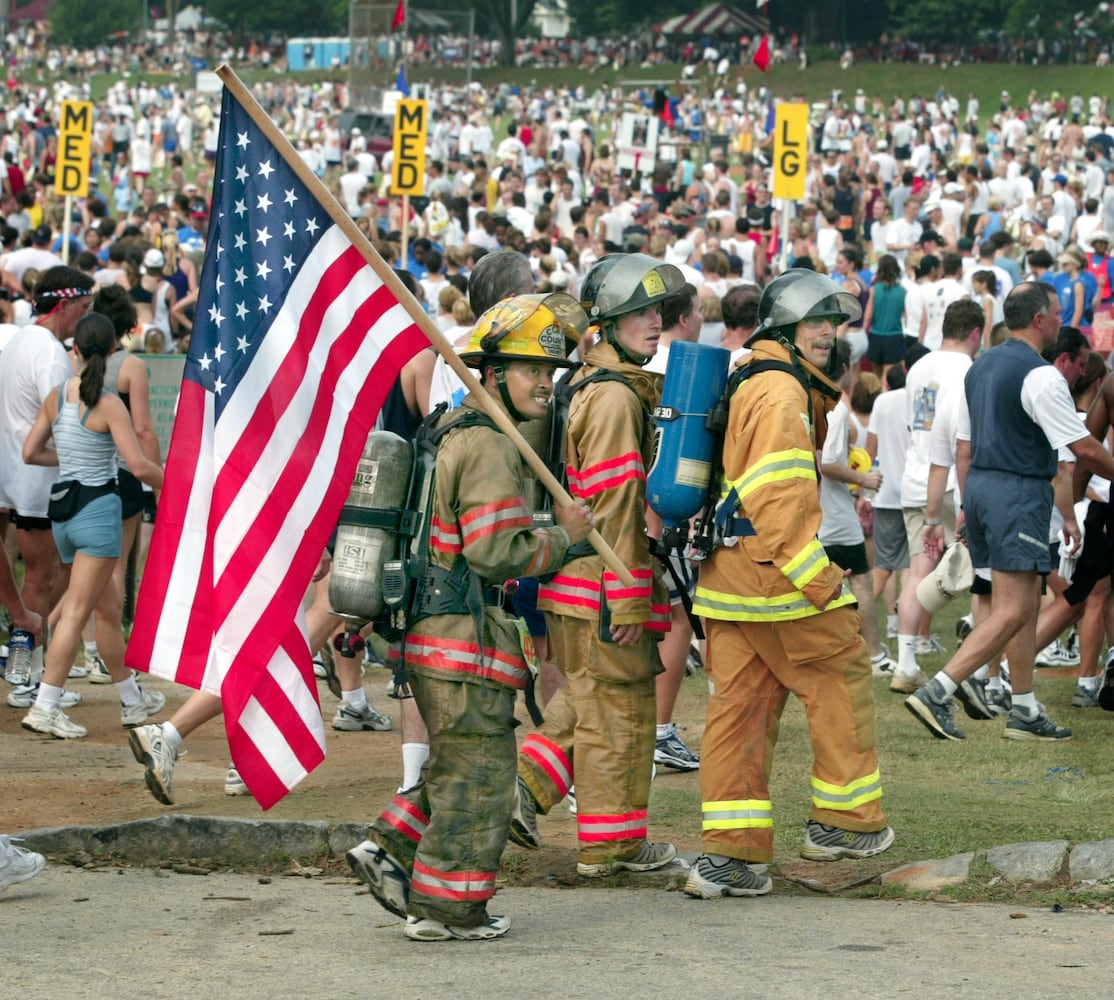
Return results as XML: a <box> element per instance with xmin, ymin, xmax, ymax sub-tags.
<box><xmin>701</xmin><ymin>799</ymin><xmax>773</xmax><ymax>830</ymax></box>
<box><xmin>693</xmin><ymin>587</ymin><xmax>858</xmax><ymax>622</ymax></box>
<box><xmin>811</xmin><ymin>769</ymin><xmax>883</xmax><ymax>811</ymax></box>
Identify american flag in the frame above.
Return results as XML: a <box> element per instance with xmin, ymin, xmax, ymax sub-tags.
<box><xmin>127</xmin><ymin>85</ymin><xmax>429</xmax><ymax>809</ymax></box>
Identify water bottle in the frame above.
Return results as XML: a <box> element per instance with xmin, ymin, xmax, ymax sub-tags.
<box><xmin>4</xmin><ymin>629</ymin><xmax>34</xmax><ymax>686</ymax></box>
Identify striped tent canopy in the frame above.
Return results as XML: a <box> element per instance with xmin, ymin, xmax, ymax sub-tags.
<box><xmin>658</xmin><ymin>3</ymin><xmax>766</xmax><ymax>35</ymax></box>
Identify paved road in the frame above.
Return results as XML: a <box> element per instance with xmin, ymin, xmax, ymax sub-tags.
<box><xmin>5</xmin><ymin>865</ymin><xmax>1112</xmax><ymax>999</ymax></box>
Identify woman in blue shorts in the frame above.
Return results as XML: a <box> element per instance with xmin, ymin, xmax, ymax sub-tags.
<box><xmin>20</xmin><ymin>312</ymin><xmax>165</xmax><ymax>739</ymax></box>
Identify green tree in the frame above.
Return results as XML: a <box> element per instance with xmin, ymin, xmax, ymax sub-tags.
<box><xmin>203</xmin><ymin>0</ymin><xmax>345</xmax><ymax>41</ymax></box>
<box><xmin>49</xmin><ymin>0</ymin><xmax>143</xmax><ymax>48</ymax></box>
<box><xmin>894</xmin><ymin>0</ymin><xmax>1008</xmax><ymax>43</ymax></box>
<box><xmin>468</xmin><ymin>0</ymin><xmax>540</xmax><ymax>66</ymax></box>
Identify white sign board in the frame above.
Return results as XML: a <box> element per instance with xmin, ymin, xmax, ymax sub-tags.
<box><xmin>616</xmin><ymin>112</ymin><xmax>659</xmax><ymax>175</ymax></box>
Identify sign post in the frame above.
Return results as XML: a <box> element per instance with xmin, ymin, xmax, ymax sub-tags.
<box><xmin>391</xmin><ymin>98</ymin><xmax>428</xmax><ymax>271</ymax></box>
<box><xmin>773</xmin><ymin>102</ymin><xmax>808</xmax><ymax>273</ymax></box>
<box><xmin>56</xmin><ymin>100</ymin><xmax>95</xmax><ymax>264</ymax></box>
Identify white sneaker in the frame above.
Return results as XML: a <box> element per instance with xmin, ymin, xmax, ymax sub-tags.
<box><xmin>121</xmin><ymin>687</ymin><xmax>167</xmax><ymax>728</ymax></box>
<box><xmin>870</xmin><ymin>651</ymin><xmax>897</xmax><ymax>677</ymax></box>
<box><xmin>332</xmin><ymin>702</ymin><xmax>393</xmax><ymax>731</ymax></box>
<box><xmin>0</xmin><ymin>835</ymin><xmax>46</xmax><ymax>891</ymax></box>
<box><xmin>312</xmin><ymin>654</ymin><xmax>327</xmax><ymax>679</ymax></box>
<box><xmin>7</xmin><ymin>683</ymin><xmax>82</xmax><ymax>709</ymax></box>
<box><xmin>86</xmin><ymin>653</ymin><xmax>113</xmax><ymax>684</ymax></box>
<box><xmin>225</xmin><ymin>764</ymin><xmax>250</xmax><ymax>796</ymax></box>
<box><xmin>914</xmin><ymin>635</ymin><xmax>946</xmax><ymax>656</ymax></box>
<box><xmin>404</xmin><ymin>913</ymin><xmax>510</xmax><ymax>941</ymax></box>
<box><xmin>22</xmin><ymin>704</ymin><xmax>87</xmax><ymax>738</ymax></box>
<box><xmin>68</xmin><ymin>662</ymin><xmax>89</xmax><ymax>679</ymax></box>
<box><xmin>128</xmin><ymin>723</ymin><xmax>177</xmax><ymax>805</ymax></box>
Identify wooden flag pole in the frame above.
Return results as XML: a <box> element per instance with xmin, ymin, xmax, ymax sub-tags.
<box><xmin>215</xmin><ymin>65</ymin><xmax>635</xmax><ymax>588</ymax></box>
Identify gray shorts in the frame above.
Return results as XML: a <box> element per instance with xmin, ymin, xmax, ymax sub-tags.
<box><xmin>872</xmin><ymin>507</ymin><xmax>910</xmax><ymax>571</ymax></box>
<box><xmin>963</xmin><ymin>468</ymin><xmax>1052</xmax><ymax>574</ymax></box>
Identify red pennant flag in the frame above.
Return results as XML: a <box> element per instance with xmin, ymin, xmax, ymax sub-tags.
<box><xmin>752</xmin><ymin>34</ymin><xmax>770</xmax><ymax>73</ymax></box>
<box><xmin>391</xmin><ymin>0</ymin><xmax>405</xmax><ymax>29</ymax></box>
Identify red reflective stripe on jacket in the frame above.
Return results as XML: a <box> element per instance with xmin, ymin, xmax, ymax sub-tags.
<box><xmin>430</xmin><ymin>515</ymin><xmax>463</xmax><ymax>555</ymax></box>
<box><xmin>406</xmin><ymin>633</ymin><xmax>530</xmax><ymax>689</ymax></box>
<box><xmin>458</xmin><ymin>497</ymin><xmax>533</xmax><ymax>547</ymax></box>
<box><xmin>603</xmin><ymin>567</ymin><xmax>653</xmax><ymax>602</ymax></box>
<box><xmin>568</xmin><ymin>451</ymin><xmax>646</xmax><ymax>498</ymax></box>
<box><xmin>538</xmin><ymin>573</ymin><xmax>602</xmax><ymax>611</ymax></box>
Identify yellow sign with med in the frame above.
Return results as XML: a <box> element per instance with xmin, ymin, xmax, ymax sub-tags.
<box><xmin>773</xmin><ymin>103</ymin><xmax>808</xmax><ymax>202</ymax></box>
<box><xmin>391</xmin><ymin>99</ymin><xmax>428</xmax><ymax>197</ymax></box>
<box><xmin>56</xmin><ymin>100</ymin><xmax>94</xmax><ymax>198</ymax></box>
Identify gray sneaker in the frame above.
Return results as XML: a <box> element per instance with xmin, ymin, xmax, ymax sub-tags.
<box><xmin>332</xmin><ymin>702</ymin><xmax>393</xmax><ymax>732</ymax></box>
<box><xmin>956</xmin><ymin>677</ymin><xmax>996</xmax><ymax>721</ymax></box>
<box><xmin>1003</xmin><ymin>707</ymin><xmax>1072</xmax><ymax>741</ymax></box>
<box><xmin>683</xmin><ymin>854</ymin><xmax>772</xmax><ymax>898</ymax></box>
<box><xmin>508</xmin><ymin>776</ymin><xmax>541</xmax><ymax>849</ymax></box>
<box><xmin>578</xmin><ymin>840</ymin><xmax>677</xmax><ymax>878</ymax></box>
<box><xmin>801</xmin><ymin>821</ymin><xmax>895</xmax><ymax>861</ymax></box>
<box><xmin>1099</xmin><ymin>649</ymin><xmax>1114</xmax><ymax>711</ymax></box>
<box><xmin>86</xmin><ymin>653</ymin><xmax>113</xmax><ymax>684</ymax></box>
<box><xmin>905</xmin><ymin>680</ymin><xmax>966</xmax><ymax>740</ymax></box>
<box><xmin>346</xmin><ymin>838</ymin><xmax>410</xmax><ymax>918</ymax></box>
<box><xmin>654</xmin><ymin>729</ymin><xmax>700</xmax><ymax>771</ymax></box>
<box><xmin>120</xmin><ymin>687</ymin><xmax>167</xmax><ymax>728</ymax></box>
<box><xmin>128</xmin><ymin>723</ymin><xmax>177</xmax><ymax>804</ymax></box>
<box><xmin>1072</xmin><ymin>684</ymin><xmax>1101</xmax><ymax>709</ymax></box>
<box><xmin>985</xmin><ymin>686</ymin><xmax>1011</xmax><ymax>717</ymax></box>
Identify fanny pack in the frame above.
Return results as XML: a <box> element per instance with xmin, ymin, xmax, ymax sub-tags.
<box><xmin>48</xmin><ymin>479</ymin><xmax>119</xmax><ymax>523</ymax></box>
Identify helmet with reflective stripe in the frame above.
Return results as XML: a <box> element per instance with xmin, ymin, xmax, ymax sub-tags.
<box><xmin>749</xmin><ymin>268</ymin><xmax>864</xmax><ymax>345</ymax></box>
<box><xmin>580</xmin><ymin>253</ymin><xmax>686</xmax><ymax>323</ymax></box>
<box><xmin>461</xmin><ymin>292</ymin><xmax>587</xmax><ymax>369</ymax></box>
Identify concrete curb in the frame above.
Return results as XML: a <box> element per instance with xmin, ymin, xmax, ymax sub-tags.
<box><xmin>17</xmin><ymin>814</ymin><xmax>370</xmax><ymax>865</ymax></box>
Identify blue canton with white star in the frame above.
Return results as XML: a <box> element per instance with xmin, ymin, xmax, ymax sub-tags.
<box><xmin>186</xmin><ymin>88</ymin><xmax>326</xmax><ymax>419</ymax></box>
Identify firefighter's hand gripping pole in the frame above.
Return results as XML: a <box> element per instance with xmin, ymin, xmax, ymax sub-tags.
<box><xmin>215</xmin><ymin>64</ymin><xmax>635</xmax><ymax>591</ymax></box>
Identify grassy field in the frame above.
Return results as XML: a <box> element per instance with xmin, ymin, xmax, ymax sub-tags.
<box><xmin>85</xmin><ymin>59</ymin><xmax>1114</xmax><ymax>120</ymax></box>
<box><xmin>636</xmin><ymin>593</ymin><xmax>1114</xmax><ymax>904</ymax></box>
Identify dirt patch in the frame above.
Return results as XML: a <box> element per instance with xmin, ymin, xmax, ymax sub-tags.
<box><xmin>1</xmin><ymin>664</ymin><xmax>707</xmax><ymax>873</ymax></box>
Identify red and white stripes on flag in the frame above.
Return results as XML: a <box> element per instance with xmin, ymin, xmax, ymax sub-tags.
<box><xmin>127</xmin><ymin>86</ymin><xmax>428</xmax><ymax>809</ymax></box>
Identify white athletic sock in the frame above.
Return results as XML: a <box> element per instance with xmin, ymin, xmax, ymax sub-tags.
<box><xmin>1012</xmin><ymin>691</ymin><xmax>1038</xmax><ymax>715</ymax></box>
<box><xmin>116</xmin><ymin>675</ymin><xmax>142</xmax><ymax>706</ymax></box>
<box><xmin>34</xmin><ymin>682</ymin><xmax>65</xmax><ymax>712</ymax></box>
<box><xmin>85</xmin><ymin>641</ymin><xmax>99</xmax><ymax>658</ymax></box>
<box><xmin>401</xmin><ymin>742</ymin><xmax>429</xmax><ymax>791</ymax></box>
<box><xmin>656</xmin><ymin>723</ymin><xmax>675</xmax><ymax>740</ymax></box>
<box><xmin>932</xmin><ymin>671</ymin><xmax>958</xmax><ymax>698</ymax></box>
<box><xmin>896</xmin><ymin>635</ymin><xmax>918</xmax><ymax>674</ymax></box>
<box><xmin>974</xmin><ymin>664</ymin><xmax>989</xmax><ymax>680</ymax></box>
<box><xmin>1080</xmin><ymin>675</ymin><xmax>1101</xmax><ymax>693</ymax></box>
<box><xmin>987</xmin><ymin>676</ymin><xmax>1003</xmax><ymax>693</ymax></box>
<box><xmin>162</xmin><ymin>722</ymin><xmax>183</xmax><ymax>753</ymax></box>
<box><xmin>341</xmin><ymin>688</ymin><xmax>368</xmax><ymax>710</ymax></box>
<box><xmin>887</xmin><ymin>614</ymin><xmax>898</xmax><ymax>633</ymax></box>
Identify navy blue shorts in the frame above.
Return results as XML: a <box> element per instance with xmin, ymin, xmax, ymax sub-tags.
<box><xmin>510</xmin><ymin>577</ymin><xmax>547</xmax><ymax>638</ymax></box>
<box><xmin>963</xmin><ymin>468</ymin><xmax>1052</xmax><ymax>574</ymax></box>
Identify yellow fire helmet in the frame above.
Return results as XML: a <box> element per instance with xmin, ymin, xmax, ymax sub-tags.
<box><xmin>460</xmin><ymin>292</ymin><xmax>588</xmax><ymax>369</ymax></box>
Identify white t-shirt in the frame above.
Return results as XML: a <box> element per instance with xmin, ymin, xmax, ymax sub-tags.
<box><xmin>868</xmin><ymin>388</ymin><xmax>909</xmax><ymax>510</ymax></box>
<box><xmin>922</xmin><ymin>277</ymin><xmax>967</xmax><ymax>351</ymax></box>
<box><xmin>0</xmin><ymin>323</ymin><xmax>70</xmax><ymax>516</ymax></box>
<box><xmin>956</xmin><ymin>364</ymin><xmax>1088</xmax><ymax>453</ymax></box>
<box><xmin>819</xmin><ymin>399</ymin><xmax>865</xmax><ymax>547</ymax></box>
<box><xmin>901</xmin><ymin>349</ymin><xmax>972</xmax><ymax>507</ymax></box>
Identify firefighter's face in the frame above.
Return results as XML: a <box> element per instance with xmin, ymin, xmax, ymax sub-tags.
<box><xmin>496</xmin><ymin>360</ymin><xmax>560</xmax><ymax>419</ymax></box>
<box><xmin>794</xmin><ymin>316</ymin><xmax>837</xmax><ymax>368</ymax></box>
<box><xmin>613</xmin><ymin>303</ymin><xmax>663</xmax><ymax>362</ymax></box>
